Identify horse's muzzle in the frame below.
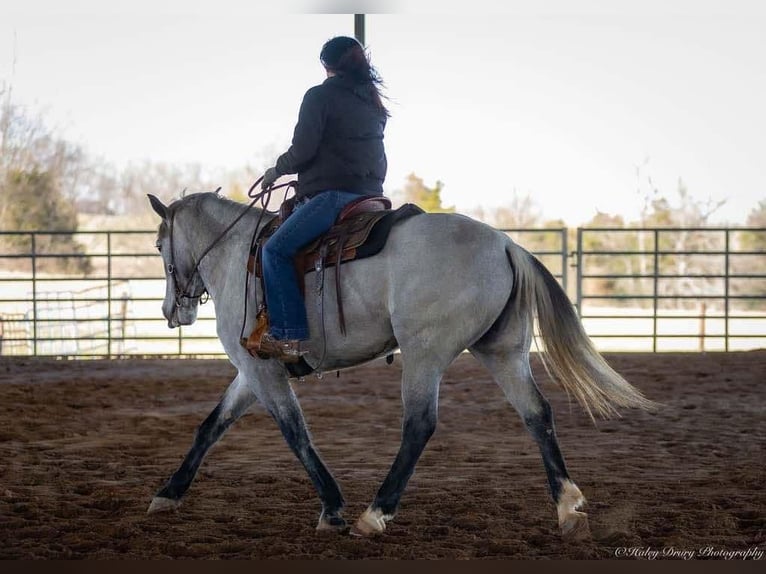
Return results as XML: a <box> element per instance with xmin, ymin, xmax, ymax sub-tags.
<box><xmin>167</xmin><ymin>306</ymin><xmax>196</xmax><ymax>328</ymax></box>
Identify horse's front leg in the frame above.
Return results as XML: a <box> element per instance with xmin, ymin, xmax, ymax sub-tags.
<box><xmin>353</xmin><ymin>356</ymin><xmax>443</xmax><ymax>536</ymax></box>
<box><xmin>258</xmin><ymin>373</ymin><xmax>348</xmax><ymax>533</ymax></box>
<box><xmin>147</xmin><ymin>373</ymin><xmax>256</xmax><ymax>513</ymax></box>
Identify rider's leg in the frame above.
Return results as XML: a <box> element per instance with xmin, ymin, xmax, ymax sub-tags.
<box><xmin>262</xmin><ymin>190</ymin><xmax>360</xmax><ymax>343</ymax></box>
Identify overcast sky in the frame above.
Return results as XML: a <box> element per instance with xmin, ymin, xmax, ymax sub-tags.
<box><xmin>2</xmin><ymin>1</ymin><xmax>764</xmax><ymax>224</ymax></box>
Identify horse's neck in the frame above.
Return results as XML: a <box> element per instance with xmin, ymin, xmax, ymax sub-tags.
<box><xmin>182</xmin><ymin>197</ymin><xmax>260</xmax><ymax>248</ymax></box>
<box><xmin>180</xmin><ymin>197</ymin><xmax>267</xmax><ymax>294</ymax></box>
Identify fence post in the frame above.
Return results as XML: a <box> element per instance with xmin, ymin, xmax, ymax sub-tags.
<box><xmin>724</xmin><ymin>229</ymin><xmax>730</xmax><ymax>352</ymax></box>
<box><xmin>107</xmin><ymin>232</ymin><xmax>112</xmax><ymax>359</ymax></box>
<box><xmin>31</xmin><ymin>233</ymin><xmax>38</xmax><ymax>356</ymax></box>
<box><xmin>575</xmin><ymin>228</ymin><xmax>583</xmax><ymax>315</ymax></box>
<box><xmin>561</xmin><ymin>228</ymin><xmax>568</xmax><ymax>294</ymax></box>
<box><xmin>652</xmin><ymin>229</ymin><xmax>659</xmax><ymax>353</ymax></box>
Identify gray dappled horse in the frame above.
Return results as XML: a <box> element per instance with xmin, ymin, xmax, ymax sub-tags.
<box><xmin>146</xmin><ymin>192</ymin><xmax>652</xmax><ymax>539</ymax></box>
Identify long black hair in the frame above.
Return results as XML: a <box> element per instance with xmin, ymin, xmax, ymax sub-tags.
<box><xmin>320</xmin><ymin>36</ymin><xmax>389</xmax><ymax>117</ymax></box>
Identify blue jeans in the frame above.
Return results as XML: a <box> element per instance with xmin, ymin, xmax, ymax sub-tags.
<box><xmin>262</xmin><ymin>190</ymin><xmax>361</xmax><ymax>340</ymax></box>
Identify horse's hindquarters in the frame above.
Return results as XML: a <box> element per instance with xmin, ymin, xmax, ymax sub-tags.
<box><xmin>385</xmin><ymin>214</ymin><xmax>514</xmax><ymax>356</ymax></box>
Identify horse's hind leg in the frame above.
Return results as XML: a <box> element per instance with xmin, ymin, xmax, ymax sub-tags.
<box><xmin>469</xmin><ymin>344</ymin><xmax>591</xmax><ymax>540</ymax></box>
<box><xmin>148</xmin><ymin>374</ymin><xmax>256</xmax><ymax>514</ymax></box>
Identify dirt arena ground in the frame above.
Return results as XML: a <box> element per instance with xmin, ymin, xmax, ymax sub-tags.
<box><xmin>0</xmin><ymin>351</ymin><xmax>763</xmax><ymax>559</ymax></box>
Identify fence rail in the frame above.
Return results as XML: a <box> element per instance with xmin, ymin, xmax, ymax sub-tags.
<box><xmin>575</xmin><ymin>227</ymin><xmax>765</xmax><ymax>352</ymax></box>
<box><xmin>1</xmin><ymin>227</ymin><xmax>764</xmax><ymax>357</ymax></box>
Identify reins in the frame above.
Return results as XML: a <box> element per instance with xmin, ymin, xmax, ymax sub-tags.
<box><xmin>166</xmin><ymin>177</ymin><xmax>296</xmax><ymax>310</ymax></box>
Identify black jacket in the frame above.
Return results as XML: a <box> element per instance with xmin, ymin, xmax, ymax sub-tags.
<box><xmin>275</xmin><ymin>75</ymin><xmax>387</xmax><ymax>199</ymax></box>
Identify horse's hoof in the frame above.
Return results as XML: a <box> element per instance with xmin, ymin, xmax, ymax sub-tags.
<box><xmin>316</xmin><ymin>512</ymin><xmax>349</xmax><ymax>534</ymax></box>
<box><xmin>351</xmin><ymin>507</ymin><xmax>390</xmax><ymax>537</ymax></box>
<box><xmin>561</xmin><ymin>511</ymin><xmax>591</xmax><ymax>541</ymax></box>
<box><xmin>556</xmin><ymin>479</ymin><xmax>590</xmax><ymax>540</ymax></box>
<box><xmin>147</xmin><ymin>496</ymin><xmax>180</xmax><ymax>514</ymax></box>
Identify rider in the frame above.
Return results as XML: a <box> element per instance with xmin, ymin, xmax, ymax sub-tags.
<box><xmin>258</xmin><ymin>36</ymin><xmax>389</xmax><ymax>362</ymax></box>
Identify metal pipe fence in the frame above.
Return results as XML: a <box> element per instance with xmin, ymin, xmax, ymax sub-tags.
<box><xmin>575</xmin><ymin>227</ymin><xmax>766</xmax><ymax>351</ymax></box>
<box><xmin>0</xmin><ymin>227</ymin><xmax>763</xmax><ymax>357</ymax></box>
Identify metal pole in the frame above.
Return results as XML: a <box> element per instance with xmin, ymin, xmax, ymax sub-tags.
<box><xmin>354</xmin><ymin>14</ymin><xmax>365</xmax><ymax>45</ymax></box>
<box><xmin>31</xmin><ymin>233</ymin><xmax>38</xmax><ymax>356</ymax></box>
<box><xmin>724</xmin><ymin>229</ymin><xmax>730</xmax><ymax>352</ymax></box>
<box><xmin>107</xmin><ymin>232</ymin><xmax>112</xmax><ymax>359</ymax></box>
<box><xmin>561</xmin><ymin>228</ymin><xmax>568</xmax><ymax>295</ymax></box>
<box><xmin>575</xmin><ymin>228</ymin><xmax>583</xmax><ymax>316</ymax></box>
<box><xmin>652</xmin><ymin>229</ymin><xmax>659</xmax><ymax>353</ymax></box>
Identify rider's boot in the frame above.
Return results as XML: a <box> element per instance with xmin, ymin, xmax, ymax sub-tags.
<box><xmin>257</xmin><ymin>333</ymin><xmax>308</xmax><ymax>364</ymax></box>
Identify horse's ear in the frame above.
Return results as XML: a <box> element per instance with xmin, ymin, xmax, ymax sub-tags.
<box><xmin>147</xmin><ymin>194</ymin><xmax>168</xmax><ymax>220</ymax></box>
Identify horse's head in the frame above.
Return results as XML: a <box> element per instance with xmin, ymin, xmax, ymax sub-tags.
<box><xmin>148</xmin><ymin>194</ymin><xmax>208</xmax><ymax>328</ymax></box>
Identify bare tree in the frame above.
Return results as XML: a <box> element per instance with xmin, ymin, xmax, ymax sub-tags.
<box><xmin>491</xmin><ymin>188</ymin><xmax>541</xmax><ymax>229</ymax></box>
<box><xmin>639</xmin><ymin>178</ymin><xmax>727</xmax><ymax>310</ymax></box>
<box><xmin>1</xmin><ymin>81</ymin><xmax>86</xmax><ymax>202</ymax></box>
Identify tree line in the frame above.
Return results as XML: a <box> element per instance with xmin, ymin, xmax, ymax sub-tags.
<box><xmin>2</xmin><ymin>85</ymin><xmax>764</xmax><ymax>308</ymax></box>
<box><xmin>0</xmin><ymin>85</ymin><xmax>261</xmax><ymax>272</ymax></box>
<box><xmin>396</xmin><ymin>172</ymin><xmax>765</xmax><ymax>310</ymax></box>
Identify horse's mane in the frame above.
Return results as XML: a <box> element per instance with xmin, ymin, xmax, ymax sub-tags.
<box><xmin>170</xmin><ymin>192</ymin><xmax>267</xmax><ymax>229</ymax></box>
<box><xmin>169</xmin><ymin>192</ymin><xmax>241</xmax><ymax>213</ymax></box>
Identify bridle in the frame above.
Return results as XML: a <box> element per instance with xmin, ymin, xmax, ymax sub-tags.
<box><xmin>165</xmin><ymin>212</ymin><xmax>211</xmax><ymax>308</ymax></box>
<box><xmin>163</xmin><ymin>177</ymin><xmax>296</xmax><ymax>308</ymax></box>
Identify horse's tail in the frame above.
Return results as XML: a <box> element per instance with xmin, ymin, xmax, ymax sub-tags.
<box><xmin>507</xmin><ymin>242</ymin><xmax>656</xmax><ymax>420</ymax></box>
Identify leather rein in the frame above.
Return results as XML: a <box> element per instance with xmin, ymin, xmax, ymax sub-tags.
<box><xmin>165</xmin><ymin>178</ymin><xmax>296</xmax><ymax>308</ymax></box>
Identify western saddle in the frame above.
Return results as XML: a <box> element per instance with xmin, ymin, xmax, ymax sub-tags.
<box><xmin>241</xmin><ymin>194</ymin><xmax>415</xmax><ymax>360</ymax></box>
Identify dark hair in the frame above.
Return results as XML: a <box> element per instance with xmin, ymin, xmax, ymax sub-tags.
<box><xmin>320</xmin><ymin>36</ymin><xmax>389</xmax><ymax>116</ymax></box>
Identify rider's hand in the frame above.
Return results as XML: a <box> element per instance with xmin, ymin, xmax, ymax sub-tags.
<box><xmin>261</xmin><ymin>167</ymin><xmax>279</xmax><ymax>191</ymax></box>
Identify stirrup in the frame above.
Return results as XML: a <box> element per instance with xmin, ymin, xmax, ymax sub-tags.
<box><xmin>240</xmin><ymin>308</ymin><xmax>272</xmax><ymax>359</ymax></box>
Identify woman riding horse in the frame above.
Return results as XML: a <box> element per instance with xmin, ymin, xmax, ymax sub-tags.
<box><xmin>258</xmin><ymin>36</ymin><xmax>389</xmax><ymax>362</ymax></box>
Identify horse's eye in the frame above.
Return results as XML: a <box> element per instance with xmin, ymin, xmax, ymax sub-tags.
<box><xmin>155</xmin><ymin>240</ymin><xmax>162</xmax><ymax>252</ymax></box>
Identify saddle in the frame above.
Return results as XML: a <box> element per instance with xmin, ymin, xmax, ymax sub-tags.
<box><xmin>241</xmin><ymin>195</ymin><xmax>423</xmax><ymax>364</ymax></box>
<box><xmin>248</xmin><ymin>195</ymin><xmax>393</xmax><ymax>281</ymax></box>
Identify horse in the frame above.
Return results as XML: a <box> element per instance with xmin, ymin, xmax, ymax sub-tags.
<box><xmin>145</xmin><ymin>191</ymin><xmax>653</xmax><ymax>539</ymax></box>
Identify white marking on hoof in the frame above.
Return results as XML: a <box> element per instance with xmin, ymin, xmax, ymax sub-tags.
<box><xmin>351</xmin><ymin>507</ymin><xmax>393</xmax><ymax>537</ymax></box>
<box><xmin>147</xmin><ymin>496</ymin><xmax>180</xmax><ymax>514</ymax></box>
<box><xmin>557</xmin><ymin>480</ymin><xmax>591</xmax><ymax>541</ymax></box>
<box><xmin>561</xmin><ymin>511</ymin><xmax>590</xmax><ymax>541</ymax></box>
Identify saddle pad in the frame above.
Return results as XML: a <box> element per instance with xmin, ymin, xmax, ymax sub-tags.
<box><xmin>354</xmin><ymin>203</ymin><xmax>424</xmax><ymax>260</ymax></box>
